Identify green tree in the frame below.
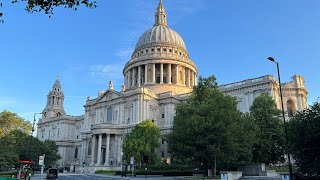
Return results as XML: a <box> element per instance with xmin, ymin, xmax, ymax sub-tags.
<box><xmin>0</xmin><ymin>131</ymin><xmax>19</xmax><ymax>171</ymax></box>
<box><xmin>0</xmin><ymin>130</ymin><xmax>61</xmax><ymax>169</ymax></box>
<box><xmin>167</xmin><ymin>76</ymin><xmax>257</xmax><ymax>176</ymax></box>
<box><xmin>0</xmin><ymin>0</ymin><xmax>97</xmax><ymax>23</ymax></box>
<box><xmin>288</xmin><ymin>101</ymin><xmax>320</xmax><ymax>175</ymax></box>
<box><xmin>122</xmin><ymin>119</ymin><xmax>160</xmax><ymax>166</ymax></box>
<box><xmin>249</xmin><ymin>92</ymin><xmax>285</xmax><ymax>165</ymax></box>
<box><xmin>0</xmin><ymin>110</ymin><xmax>32</xmax><ymax>138</ymax></box>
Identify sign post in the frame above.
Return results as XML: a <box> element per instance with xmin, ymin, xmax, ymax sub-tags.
<box><xmin>130</xmin><ymin>157</ymin><xmax>134</xmax><ymax>177</ymax></box>
<box><xmin>39</xmin><ymin>155</ymin><xmax>45</xmax><ymax>180</ymax></box>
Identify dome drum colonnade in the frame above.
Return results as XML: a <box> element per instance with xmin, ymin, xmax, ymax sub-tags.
<box><xmin>123</xmin><ymin>0</ymin><xmax>198</xmax><ymax>93</ymax></box>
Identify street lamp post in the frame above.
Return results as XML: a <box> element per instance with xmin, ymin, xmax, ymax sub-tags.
<box><xmin>267</xmin><ymin>57</ymin><xmax>293</xmax><ymax>180</ymax></box>
<box><xmin>121</xmin><ymin>118</ymin><xmax>130</xmax><ymax>177</ymax></box>
<box><xmin>28</xmin><ymin>112</ymin><xmax>42</xmax><ymax>160</ymax></box>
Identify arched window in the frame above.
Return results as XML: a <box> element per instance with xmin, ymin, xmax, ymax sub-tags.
<box><xmin>286</xmin><ymin>100</ymin><xmax>296</xmax><ymax>118</ymax></box>
<box><xmin>74</xmin><ymin>147</ymin><xmax>78</xmax><ymax>158</ymax></box>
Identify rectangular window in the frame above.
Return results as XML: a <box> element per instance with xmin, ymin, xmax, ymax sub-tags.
<box><xmin>162</xmin><ymin>114</ymin><xmax>164</xmax><ymax>118</ymax></box>
<box><xmin>74</xmin><ymin>148</ymin><xmax>78</xmax><ymax>158</ymax></box>
<box><xmin>162</xmin><ymin>151</ymin><xmax>164</xmax><ymax>158</ymax></box>
<box><xmin>107</xmin><ymin>107</ymin><xmax>113</xmax><ymax>122</ymax></box>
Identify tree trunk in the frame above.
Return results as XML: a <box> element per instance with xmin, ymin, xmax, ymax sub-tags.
<box><xmin>213</xmin><ymin>155</ymin><xmax>217</xmax><ymax>177</ymax></box>
<box><xmin>203</xmin><ymin>159</ymin><xmax>208</xmax><ymax>177</ymax></box>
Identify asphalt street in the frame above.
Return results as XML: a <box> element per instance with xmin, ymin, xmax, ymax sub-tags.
<box><xmin>29</xmin><ymin>173</ymin><xmax>188</xmax><ymax>180</ymax></box>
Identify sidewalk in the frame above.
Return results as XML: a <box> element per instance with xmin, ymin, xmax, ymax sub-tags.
<box><xmin>93</xmin><ymin>173</ymin><xmax>213</xmax><ymax>180</ymax></box>
<box><xmin>29</xmin><ymin>174</ymin><xmax>45</xmax><ymax>180</ymax></box>
<box><xmin>93</xmin><ymin>173</ymin><xmax>178</xmax><ymax>179</ymax></box>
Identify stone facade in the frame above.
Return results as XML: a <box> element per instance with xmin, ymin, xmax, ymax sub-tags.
<box><xmin>37</xmin><ymin>0</ymin><xmax>308</xmax><ymax>173</ymax></box>
<box><xmin>219</xmin><ymin>74</ymin><xmax>308</xmax><ymax>117</ymax></box>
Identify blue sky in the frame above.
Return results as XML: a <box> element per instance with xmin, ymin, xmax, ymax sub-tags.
<box><xmin>1</xmin><ymin>0</ymin><xmax>319</xmax><ymax>123</ymax></box>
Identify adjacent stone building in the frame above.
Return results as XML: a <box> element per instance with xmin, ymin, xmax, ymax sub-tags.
<box><xmin>37</xmin><ymin>0</ymin><xmax>308</xmax><ymax>173</ymax></box>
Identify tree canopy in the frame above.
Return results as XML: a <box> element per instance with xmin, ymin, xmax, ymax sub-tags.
<box><xmin>0</xmin><ymin>129</ymin><xmax>61</xmax><ymax>170</ymax></box>
<box><xmin>0</xmin><ymin>110</ymin><xmax>60</xmax><ymax>170</ymax></box>
<box><xmin>0</xmin><ymin>0</ymin><xmax>97</xmax><ymax>23</ymax></box>
<box><xmin>122</xmin><ymin>119</ymin><xmax>160</xmax><ymax>166</ymax></box>
<box><xmin>167</xmin><ymin>75</ymin><xmax>257</xmax><ymax>175</ymax></box>
<box><xmin>249</xmin><ymin>92</ymin><xmax>285</xmax><ymax>165</ymax></box>
<box><xmin>288</xmin><ymin>101</ymin><xmax>320</xmax><ymax>175</ymax></box>
<box><xmin>0</xmin><ymin>110</ymin><xmax>32</xmax><ymax>139</ymax></box>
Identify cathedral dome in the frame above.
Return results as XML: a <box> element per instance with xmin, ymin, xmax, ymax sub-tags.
<box><xmin>135</xmin><ymin>26</ymin><xmax>186</xmax><ymax>51</ymax></box>
<box><xmin>132</xmin><ymin>0</ymin><xmax>188</xmax><ymax>56</ymax></box>
<box><xmin>123</xmin><ymin>0</ymin><xmax>198</xmax><ymax>95</ymax></box>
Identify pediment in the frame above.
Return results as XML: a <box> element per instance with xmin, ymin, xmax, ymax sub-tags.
<box><xmin>96</xmin><ymin>90</ymin><xmax>123</xmax><ymax>103</ymax></box>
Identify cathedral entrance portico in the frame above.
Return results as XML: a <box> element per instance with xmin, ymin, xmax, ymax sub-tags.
<box><xmin>89</xmin><ymin>132</ymin><xmax>123</xmax><ymax>167</ymax></box>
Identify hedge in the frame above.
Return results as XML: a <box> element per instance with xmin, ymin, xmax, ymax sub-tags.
<box><xmin>95</xmin><ymin>170</ymin><xmax>118</xmax><ymax>175</ymax></box>
<box><xmin>295</xmin><ymin>175</ymin><xmax>320</xmax><ymax>180</ymax></box>
<box><xmin>0</xmin><ymin>171</ymin><xmax>16</xmax><ymax>176</ymax></box>
<box><xmin>95</xmin><ymin>169</ymin><xmax>204</xmax><ymax>176</ymax></box>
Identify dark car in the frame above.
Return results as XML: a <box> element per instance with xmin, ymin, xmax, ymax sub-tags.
<box><xmin>46</xmin><ymin>168</ymin><xmax>58</xmax><ymax>179</ymax></box>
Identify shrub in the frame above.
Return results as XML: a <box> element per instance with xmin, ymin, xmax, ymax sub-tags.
<box><xmin>0</xmin><ymin>170</ymin><xmax>16</xmax><ymax>176</ymax></box>
<box><xmin>95</xmin><ymin>170</ymin><xmax>118</xmax><ymax>175</ymax></box>
<box><xmin>135</xmin><ymin>170</ymin><xmax>162</xmax><ymax>175</ymax></box>
<box><xmin>295</xmin><ymin>175</ymin><xmax>320</xmax><ymax>180</ymax></box>
<box><xmin>162</xmin><ymin>170</ymin><xmax>193</xmax><ymax>176</ymax></box>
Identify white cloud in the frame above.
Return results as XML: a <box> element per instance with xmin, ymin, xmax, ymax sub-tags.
<box><xmin>89</xmin><ymin>63</ymin><xmax>124</xmax><ymax>81</ymax></box>
<box><xmin>115</xmin><ymin>48</ymin><xmax>133</xmax><ymax>61</ymax></box>
<box><xmin>0</xmin><ymin>97</ymin><xmax>16</xmax><ymax>107</ymax></box>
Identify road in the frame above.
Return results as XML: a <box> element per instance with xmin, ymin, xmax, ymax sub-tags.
<box><xmin>30</xmin><ymin>173</ymin><xmax>188</xmax><ymax>180</ymax></box>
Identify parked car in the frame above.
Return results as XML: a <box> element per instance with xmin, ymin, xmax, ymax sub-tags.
<box><xmin>46</xmin><ymin>168</ymin><xmax>58</xmax><ymax>179</ymax></box>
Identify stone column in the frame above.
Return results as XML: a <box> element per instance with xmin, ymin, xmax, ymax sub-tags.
<box><xmin>194</xmin><ymin>72</ymin><xmax>196</xmax><ymax>86</ymax></box>
<box><xmin>145</xmin><ymin>65</ymin><xmax>148</xmax><ymax>84</ymax></box>
<box><xmin>152</xmin><ymin>63</ymin><xmax>156</xmax><ymax>83</ymax></box>
<box><xmin>190</xmin><ymin>71</ymin><xmax>194</xmax><ymax>87</ymax></box>
<box><xmin>175</xmin><ymin>65</ymin><xmax>179</xmax><ymax>84</ymax></box>
<box><xmin>160</xmin><ymin>63</ymin><xmax>163</xmax><ymax>84</ymax></box>
<box><xmin>132</xmin><ymin>68</ymin><xmax>136</xmax><ymax>88</ymax></box>
<box><xmin>182</xmin><ymin>66</ymin><xmax>185</xmax><ymax>86</ymax></box>
<box><xmin>117</xmin><ymin>135</ymin><xmax>122</xmax><ymax>165</ymax></box>
<box><xmin>125</xmin><ymin>72</ymin><xmax>128</xmax><ymax>90</ymax></box>
<box><xmin>96</xmin><ymin>134</ymin><xmax>102</xmax><ymax>166</ymax></box>
<box><xmin>90</xmin><ymin>135</ymin><xmax>96</xmax><ymax>166</ymax></box>
<box><xmin>168</xmin><ymin>64</ymin><xmax>172</xmax><ymax>84</ymax></box>
<box><xmin>138</xmin><ymin>66</ymin><xmax>141</xmax><ymax>87</ymax></box>
<box><xmin>128</xmin><ymin>69</ymin><xmax>132</xmax><ymax>89</ymax></box>
<box><xmin>104</xmin><ymin>134</ymin><xmax>110</xmax><ymax>166</ymax></box>
<box><xmin>194</xmin><ymin>73</ymin><xmax>197</xmax><ymax>86</ymax></box>
<box><xmin>187</xmin><ymin>68</ymin><xmax>191</xmax><ymax>88</ymax></box>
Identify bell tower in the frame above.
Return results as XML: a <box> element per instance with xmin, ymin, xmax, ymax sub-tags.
<box><xmin>42</xmin><ymin>76</ymin><xmax>66</xmax><ymax>119</ymax></box>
